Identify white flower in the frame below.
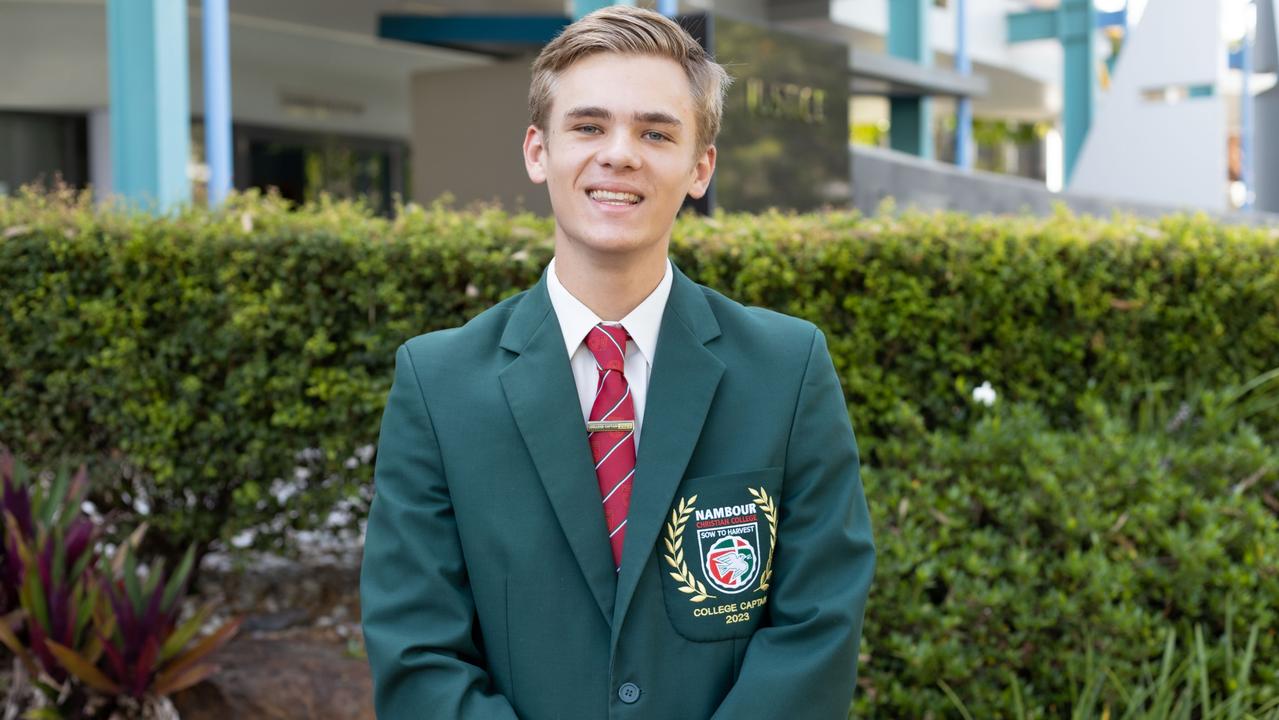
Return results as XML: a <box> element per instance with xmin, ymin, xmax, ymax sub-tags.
<box><xmin>972</xmin><ymin>381</ymin><xmax>997</xmax><ymax>406</ymax></box>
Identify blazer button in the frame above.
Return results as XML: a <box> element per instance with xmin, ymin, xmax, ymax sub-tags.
<box><xmin>617</xmin><ymin>682</ymin><xmax>641</xmax><ymax>704</ymax></box>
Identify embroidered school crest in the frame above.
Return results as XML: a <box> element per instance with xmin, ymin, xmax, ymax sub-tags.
<box><xmin>702</xmin><ymin>534</ymin><xmax>758</xmax><ymax>593</ymax></box>
<box><xmin>662</xmin><ymin>487</ymin><xmax>778</xmax><ymax>603</ymax></box>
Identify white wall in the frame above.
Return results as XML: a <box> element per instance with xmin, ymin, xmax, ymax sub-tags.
<box><xmin>1070</xmin><ymin>0</ymin><xmax>1228</xmax><ymax>210</ymax></box>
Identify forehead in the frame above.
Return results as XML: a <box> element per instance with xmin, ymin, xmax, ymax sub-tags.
<box><xmin>550</xmin><ymin>53</ymin><xmax>695</xmax><ymax>123</ymax></box>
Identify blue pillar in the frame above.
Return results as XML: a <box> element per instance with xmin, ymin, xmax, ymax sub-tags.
<box><xmin>888</xmin><ymin>0</ymin><xmax>933</xmax><ymax>159</ymax></box>
<box><xmin>203</xmin><ymin>0</ymin><xmax>232</xmax><ymax>206</ymax></box>
<box><xmin>955</xmin><ymin>0</ymin><xmax>973</xmax><ymax>170</ymax></box>
<box><xmin>107</xmin><ymin>0</ymin><xmax>191</xmax><ymax>211</ymax></box>
<box><xmin>571</xmin><ymin>0</ymin><xmax>634</xmax><ymax>20</ymax></box>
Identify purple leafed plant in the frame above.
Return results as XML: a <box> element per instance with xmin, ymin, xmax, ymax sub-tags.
<box><xmin>1</xmin><ymin>449</ymin><xmax>238</xmax><ymax>715</ymax></box>
<box><xmin>18</xmin><ymin>514</ymin><xmax>99</xmax><ymax>682</ymax></box>
<box><xmin>2</xmin><ymin>448</ymin><xmax>91</xmax><ymax>631</ymax></box>
<box><xmin>0</xmin><ymin>451</ymin><xmax>99</xmax><ymax>684</ymax></box>
<box><xmin>1</xmin><ymin>449</ymin><xmax>32</xmax><ymax>616</ymax></box>
<box><xmin>46</xmin><ymin>543</ymin><xmax>241</xmax><ymax>700</ymax></box>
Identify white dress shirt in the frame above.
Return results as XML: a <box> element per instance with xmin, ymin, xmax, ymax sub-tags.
<box><xmin>545</xmin><ymin>257</ymin><xmax>672</xmax><ymax>450</ymax></box>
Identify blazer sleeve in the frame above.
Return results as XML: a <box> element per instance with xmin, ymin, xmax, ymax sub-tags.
<box><xmin>360</xmin><ymin>344</ymin><xmax>520</xmax><ymax>720</ymax></box>
<box><xmin>710</xmin><ymin>328</ymin><xmax>876</xmax><ymax>720</ymax></box>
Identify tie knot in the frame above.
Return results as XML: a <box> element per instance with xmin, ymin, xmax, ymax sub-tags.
<box><xmin>586</xmin><ymin>323</ymin><xmax>629</xmax><ymax>372</ymax></box>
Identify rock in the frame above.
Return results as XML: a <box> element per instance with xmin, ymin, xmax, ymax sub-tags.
<box><xmin>100</xmin><ymin>695</ymin><xmax>180</xmax><ymax>720</ymax></box>
<box><xmin>195</xmin><ymin>557</ymin><xmax>361</xmax><ymax>629</ymax></box>
<box><xmin>240</xmin><ymin>609</ymin><xmax>309</xmax><ymax>633</ymax></box>
<box><xmin>172</xmin><ymin>637</ymin><xmax>373</xmax><ymax>720</ymax></box>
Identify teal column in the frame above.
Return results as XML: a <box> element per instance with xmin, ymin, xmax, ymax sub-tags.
<box><xmin>1058</xmin><ymin>0</ymin><xmax>1096</xmax><ymax>184</ymax></box>
<box><xmin>571</xmin><ymin>0</ymin><xmax>634</xmax><ymax>20</ymax></box>
<box><xmin>1007</xmin><ymin>1</ymin><xmax>1096</xmax><ymax>184</ymax></box>
<box><xmin>107</xmin><ymin>0</ymin><xmax>191</xmax><ymax>211</ymax></box>
<box><xmin>888</xmin><ymin>0</ymin><xmax>933</xmax><ymax>159</ymax></box>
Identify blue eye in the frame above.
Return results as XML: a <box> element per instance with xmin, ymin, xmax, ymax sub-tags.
<box><xmin>644</xmin><ymin>131</ymin><xmax>668</xmax><ymax>141</ymax></box>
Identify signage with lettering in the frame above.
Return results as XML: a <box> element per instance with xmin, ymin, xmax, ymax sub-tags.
<box><xmin>680</xmin><ymin>13</ymin><xmax>850</xmax><ymax>213</ymax></box>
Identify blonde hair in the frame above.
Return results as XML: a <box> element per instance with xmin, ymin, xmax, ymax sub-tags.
<box><xmin>528</xmin><ymin>5</ymin><xmax>732</xmax><ymax>155</ymax></box>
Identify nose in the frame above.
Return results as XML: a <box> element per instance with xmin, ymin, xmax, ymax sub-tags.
<box><xmin>595</xmin><ymin>131</ymin><xmax>642</xmax><ymax>170</ymax></box>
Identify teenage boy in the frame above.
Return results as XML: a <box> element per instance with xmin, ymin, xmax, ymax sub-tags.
<box><xmin>360</xmin><ymin>7</ymin><xmax>875</xmax><ymax>719</ymax></box>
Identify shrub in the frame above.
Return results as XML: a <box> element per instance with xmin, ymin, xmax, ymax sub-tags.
<box><xmin>1</xmin><ymin>449</ymin><xmax>93</xmax><ymax>667</ymax></box>
<box><xmin>0</xmin><ymin>450</ymin><xmax>239</xmax><ymax>719</ymax></box>
<box><xmin>855</xmin><ymin>398</ymin><xmax>1279</xmax><ymax>717</ymax></box>
<box><xmin>1</xmin><ymin>188</ymin><xmax>1276</xmax><ymax>563</ymax></box>
<box><xmin>944</xmin><ymin>620</ymin><xmax>1279</xmax><ymax>719</ymax></box>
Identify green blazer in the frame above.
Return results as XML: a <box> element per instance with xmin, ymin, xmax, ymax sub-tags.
<box><xmin>360</xmin><ymin>262</ymin><xmax>875</xmax><ymax>719</ymax></box>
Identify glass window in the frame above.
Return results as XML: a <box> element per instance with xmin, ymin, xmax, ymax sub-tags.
<box><xmin>203</xmin><ymin>121</ymin><xmax>407</xmax><ymax>216</ymax></box>
<box><xmin>0</xmin><ymin>111</ymin><xmax>88</xmax><ymax>196</ymax></box>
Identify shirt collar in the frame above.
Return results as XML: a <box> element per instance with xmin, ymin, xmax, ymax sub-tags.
<box><xmin>546</xmin><ymin>256</ymin><xmax>672</xmax><ymax>367</ymax></box>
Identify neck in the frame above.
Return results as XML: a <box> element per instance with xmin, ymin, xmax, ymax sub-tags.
<box><xmin>553</xmin><ymin>240</ymin><xmax>668</xmax><ymax>322</ymax></box>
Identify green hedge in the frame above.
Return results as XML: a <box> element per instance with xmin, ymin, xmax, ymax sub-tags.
<box><xmin>2</xmin><ymin>188</ymin><xmax>1276</xmax><ymax>553</ymax></box>
<box><xmin>859</xmin><ymin>398</ymin><xmax>1279</xmax><ymax>717</ymax></box>
<box><xmin>3</xmin><ymin>189</ymin><xmax>1278</xmax><ymax>715</ymax></box>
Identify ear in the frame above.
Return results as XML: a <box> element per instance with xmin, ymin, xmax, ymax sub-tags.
<box><xmin>523</xmin><ymin>125</ymin><xmax>548</xmax><ymax>184</ymax></box>
<box><xmin>685</xmin><ymin>144</ymin><xmax>717</xmax><ymax>200</ymax></box>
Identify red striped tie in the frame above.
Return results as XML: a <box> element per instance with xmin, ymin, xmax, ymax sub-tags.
<box><xmin>585</xmin><ymin>323</ymin><xmax>636</xmax><ymax>569</ymax></box>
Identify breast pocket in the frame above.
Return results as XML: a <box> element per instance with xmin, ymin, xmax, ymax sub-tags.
<box><xmin>658</xmin><ymin>466</ymin><xmax>782</xmax><ymax>642</ymax></box>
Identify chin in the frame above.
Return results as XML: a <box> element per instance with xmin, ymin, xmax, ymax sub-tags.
<box><xmin>569</xmin><ymin>231</ymin><xmax>659</xmax><ymax>257</ymax></box>
<box><xmin>583</xmin><ymin>237</ymin><xmax>654</xmax><ymax>256</ymax></box>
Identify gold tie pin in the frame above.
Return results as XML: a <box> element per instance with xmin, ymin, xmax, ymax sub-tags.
<box><xmin>587</xmin><ymin>420</ymin><xmax>634</xmax><ymax>433</ymax></box>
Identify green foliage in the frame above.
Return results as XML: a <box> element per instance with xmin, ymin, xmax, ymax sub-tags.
<box><xmin>0</xmin><ymin>451</ymin><xmax>239</xmax><ymax>719</ymax></box>
<box><xmin>2</xmin><ymin>188</ymin><xmax>1277</xmax><ymax>559</ymax></box>
<box><xmin>945</xmin><ymin>620</ymin><xmax>1279</xmax><ymax>720</ymax></box>
<box><xmin>1</xmin><ymin>188</ymin><xmax>558</xmax><ymax>559</ymax></box>
<box><xmin>48</xmin><ymin>543</ymin><xmax>241</xmax><ymax>701</ymax></box>
<box><xmin>0</xmin><ymin>450</ymin><xmax>95</xmax><ymax>682</ymax></box>
<box><xmin>856</xmin><ymin>398</ymin><xmax>1279</xmax><ymax>718</ymax></box>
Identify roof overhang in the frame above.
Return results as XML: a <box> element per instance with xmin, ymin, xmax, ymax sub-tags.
<box><xmin>765</xmin><ymin>6</ymin><xmax>990</xmax><ymax>99</ymax></box>
<box><xmin>851</xmin><ymin>48</ymin><xmax>990</xmax><ymax>98</ymax></box>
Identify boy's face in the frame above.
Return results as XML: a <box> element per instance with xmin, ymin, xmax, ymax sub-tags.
<box><xmin>523</xmin><ymin>53</ymin><xmax>715</xmax><ymax>262</ymax></box>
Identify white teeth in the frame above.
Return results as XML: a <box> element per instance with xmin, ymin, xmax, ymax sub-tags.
<box><xmin>588</xmin><ymin>189</ymin><xmax>641</xmax><ymax>204</ymax></box>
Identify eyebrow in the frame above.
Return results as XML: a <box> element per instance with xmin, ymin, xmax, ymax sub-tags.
<box><xmin>564</xmin><ymin>106</ymin><xmax>682</xmax><ymax>127</ymax></box>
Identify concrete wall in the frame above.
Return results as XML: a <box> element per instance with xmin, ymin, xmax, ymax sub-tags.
<box><xmin>852</xmin><ymin>145</ymin><xmax>1279</xmax><ymax>225</ymax></box>
<box><xmin>1257</xmin><ymin>87</ymin><xmax>1279</xmax><ymax>214</ymax></box>
<box><xmin>0</xmin><ymin>2</ymin><xmax>108</xmax><ymax>113</ymax></box>
<box><xmin>1254</xmin><ymin>0</ymin><xmax>1279</xmax><ymax>213</ymax></box>
<box><xmin>408</xmin><ymin>59</ymin><xmax>551</xmax><ymax>214</ymax></box>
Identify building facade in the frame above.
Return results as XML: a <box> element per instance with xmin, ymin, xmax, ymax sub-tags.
<box><xmin>1</xmin><ymin>0</ymin><xmax>1274</xmax><ymax>218</ymax></box>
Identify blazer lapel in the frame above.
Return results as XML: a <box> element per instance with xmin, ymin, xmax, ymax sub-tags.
<box><xmin>611</xmin><ymin>263</ymin><xmax>724</xmax><ymax>638</ymax></box>
<box><xmin>499</xmin><ymin>273</ymin><xmax>617</xmax><ymax>625</ymax></box>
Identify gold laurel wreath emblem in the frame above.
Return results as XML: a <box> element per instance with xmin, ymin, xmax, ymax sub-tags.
<box><xmin>748</xmin><ymin>486</ymin><xmax>779</xmax><ymax>592</ymax></box>
<box><xmin>663</xmin><ymin>495</ymin><xmax>717</xmax><ymax>602</ymax></box>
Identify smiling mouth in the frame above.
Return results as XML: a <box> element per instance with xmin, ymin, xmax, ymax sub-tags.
<box><xmin>587</xmin><ymin>189</ymin><xmax>643</xmax><ymax>206</ymax></box>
